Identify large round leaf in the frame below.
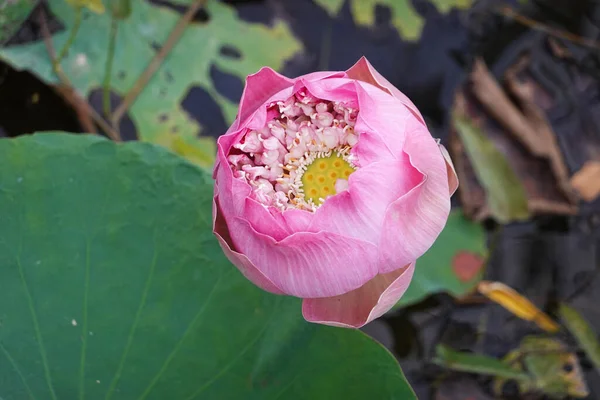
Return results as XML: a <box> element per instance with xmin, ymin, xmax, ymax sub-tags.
<box><xmin>0</xmin><ymin>133</ymin><xmax>415</xmax><ymax>400</ymax></box>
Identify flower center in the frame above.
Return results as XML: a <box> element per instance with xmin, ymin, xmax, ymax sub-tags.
<box><xmin>300</xmin><ymin>152</ymin><xmax>355</xmax><ymax>206</ymax></box>
<box><xmin>228</xmin><ymin>93</ymin><xmax>360</xmax><ymax>212</ymax></box>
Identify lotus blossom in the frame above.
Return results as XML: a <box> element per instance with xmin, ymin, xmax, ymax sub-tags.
<box><xmin>212</xmin><ymin>57</ymin><xmax>458</xmax><ymax>328</ymax></box>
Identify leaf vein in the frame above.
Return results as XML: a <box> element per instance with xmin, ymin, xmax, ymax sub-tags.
<box><xmin>105</xmin><ymin>228</ymin><xmax>159</xmax><ymax>400</ymax></box>
<box><xmin>17</xmin><ymin>253</ymin><xmax>57</xmax><ymax>400</ymax></box>
<box><xmin>185</xmin><ymin>297</ymin><xmax>281</xmax><ymax>400</ymax></box>
<box><xmin>0</xmin><ymin>341</ymin><xmax>37</xmax><ymax>400</ymax></box>
<box><xmin>137</xmin><ymin>270</ymin><xmax>230</xmax><ymax>400</ymax></box>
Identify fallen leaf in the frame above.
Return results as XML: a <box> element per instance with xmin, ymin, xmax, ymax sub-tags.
<box><xmin>434</xmin><ymin>344</ymin><xmax>530</xmax><ymax>381</ymax></box>
<box><xmin>477</xmin><ymin>281</ymin><xmax>560</xmax><ymax>333</ymax></box>
<box><xmin>452</xmin><ymin>113</ymin><xmax>530</xmax><ymax>223</ymax></box>
<box><xmin>496</xmin><ymin>336</ymin><xmax>589</xmax><ymax>399</ymax></box>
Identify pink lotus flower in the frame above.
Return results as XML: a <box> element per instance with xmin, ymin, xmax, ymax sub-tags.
<box><xmin>213</xmin><ymin>57</ymin><xmax>458</xmax><ymax>328</ymax></box>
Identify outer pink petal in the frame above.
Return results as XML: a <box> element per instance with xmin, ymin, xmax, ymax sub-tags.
<box><xmin>228</xmin><ymin>217</ymin><xmax>379</xmax><ymax>298</ymax></box>
<box><xmin>244</xmin><ymin>197</ymin><xmax>291</xmax><ymax>241</ymax></box>
<box><xmin>300</xmin><ymin>77</ymin><xmax>358</xmax><ymax>107</ymax></box>
<box><xmin>379</xmin><ymin>119</ymin><xmax>451</xmax><ymax>273</ymax></box>
<box><xmin>439</xmin><ymin>143</ymin><xmax>459</xmax><ymax>195</ymax></box>
<box><xmin>309</xmin><ymin>157</ymin><xmax>422</xmax><ymax>245</ymax></box>
<box><xmin>346</xmin><ymin>56</ymin><xmax>425</xmax><ymax>125</ymax></box>
<box><xmin>354</xmin><ymin>81</ymin><xmax>411</xmax><ymax>158</ymax></box>
<box><xmin>213</xmin><ymin>196</ymin><xmax>284</xmax><ymax>295</ymax></box>
<box><xmin>214</xmin><ymin>154</ymin><xmax>249</xmax><ymax>217</ymax></box>
<box><xmin>302</xmin><ymin>262</ymin><xmax>415</xmax><ymax>328</ymax></box>
<box><xmin>236</xmin><ymin>67</ymin><xmax>294</xmax><ymax>130</ymax></box>
<box><xmin>293</xmin><ymin>70</ymin><xmax>346</xmax><ymax>88</ymax></box>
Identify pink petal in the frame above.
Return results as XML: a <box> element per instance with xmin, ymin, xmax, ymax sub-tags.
<box><xmin>214</xmin><ymin>154</ymin><xmax>250</xmax><ymax>217</ymax></box>
<box><xmin>354</xmin><ymin>81</ymin><xmax>411</xmax><ymax>158</ymax></box>
<box><xmin>309</xmin><ymin>157</ymin><xmax>422</xmax><ymax>246</ymax></box>
<box><xmin>236</xmin><ymin>67</ymin><xmax>294</xmax><ymax>130</ymax></box>
<box><xmin>346</xmin><ymin>56</ymin><xmax>425</xmax><ymax>125</ymax></box>
<box><xmin>299</xmin><ymin>77</ymin><xmax>359</xmax><ymax>107</ymax></box>
<box><xmin>379</xmin><ymin>119</ymin><xmax>451</xmax><ymax>274</ymax></box>
<box><xmin>439</xmin><ymin>143</ymin><xmax>459</xmax><ymax>195</ymax></box>
<box><xmin>294</xmin><ymin>70</ymin><xmax>347</xmax><ymax>86</ymax></box>
<box><xmin>244</xmin><ymin>197</ymin><xmax>291</xmax><ymax>241</ymax></box>
<box><xmin>228</xmin><ymin>217</ymin><xmax>379</xmax><ymax>298</ymax></box>
<box><xmin>352</xmin><ymin>130</ymin><xmax>395</xmax><ymax>166</ymax></box>
<box><xmin>302</xmin><ymin>262</ymin><xmax>415</xmax><ymax>328</ymax></box>
<box><xmin>274</xmin><ymin>207</ymin><xmax>315</xmax><ymax>233</ymax></box>
<box><xmin>213</xmin><ymin>196</ymin><xmax>284</xmax><ymax>295</ymax></box>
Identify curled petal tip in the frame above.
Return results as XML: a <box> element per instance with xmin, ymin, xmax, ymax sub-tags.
<box><xmin>346</xmin><ymin>57</ymin><xmax>425</xmax><ymax>125</ymax></box>
<box><xmin>302</xmin><ymin>262</ymin><xmax>415</xmax><ymax>328</ymax></box>
<box><xmin>438</xmin><ymin>143</ymin><xmax>459</xmax><ymax>196</ymax></box>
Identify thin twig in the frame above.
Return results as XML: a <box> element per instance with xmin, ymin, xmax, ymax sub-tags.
<box><xmin>103</xmin><ymin>18</ymin><xmax>118</xmax><ymax>118</ymax></box>
<box><xmin>496</xmin><ymin>5</ymin><xmax>600</xmax><ymax>51</ymax></box>
<box><xmin>111</xmin><ymin>0</ymin><xmax>207</xmax><ymax>125</ymax></box>
<box><xmin>56</xmin><ymin>5</ymin><xmax>82</xmax><ymax>65</ymax></box>
<box><xmin>38</xmin><ymin>9</ymin><xmax>122</xmax><ymax>141</ymax></box>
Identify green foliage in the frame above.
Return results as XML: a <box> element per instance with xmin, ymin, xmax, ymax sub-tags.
<box><xmin>560</xmin><ymin>303</ymin><xmax>600</xmax><ymax>375</ymax></box>
<box><xmin>453</xmin><ymin>114</ymin><xmax>530</xmax><ymax>223</ymax></box>
<box><xmin>434</xmin><ymin>344</ymin><xmax>530</xmax><ymax>381</ymax></box>
<box><xmin>396</xmin><ymin>210</ymin><xmax>487</xmax><ymax>308</ymax></box>
<box><xmin>495</xmin><ymin>336</ymin><xmax>588</xmax><ymax>399</ymax></box>
<box><xmin>314</xmin><ymin>0</ymin><xmax>474</xmax><ymax>40</ymax></box>
<box><xmin>0</xmin><ymin>0</ymin><xmax>302</xmax><ymax>168</ymax></box>
<box><xmin>0</xmin><ymin>132</ymin><xmax>415</xmax><ymax>400</ymax></box>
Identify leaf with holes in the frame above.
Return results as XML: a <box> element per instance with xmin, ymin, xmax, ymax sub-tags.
<box><xmin>0</xmin><ymin>132</ymin><xmax>415</xmax><ymax>400</ymax></box>
<box><xmin>0</xmin><ymin>0</ymin><xmax>39</xmax><ymax>44</ymax></box>
<box><xmin>0</xmin><ymin>0</ymin><xmax>302</xmax><ymax>168</ymax></box>
<box><xmin>313</xmin><ymin>0</ymin><xmax>474</xmax><ymax>40</ymax></box>
<box><xmin>395</xmin><ymin>210</ymin><xmax>487</xmax><ymax>308</ymax></box>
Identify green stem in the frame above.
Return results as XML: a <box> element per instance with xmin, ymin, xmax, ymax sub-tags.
<box><xmin>103</xmin><ymin>19</ymin><xmax>118</xmax><ymax>118</ymax></box>
<box><xmin>56</xmin><ymin>6</ymin><xmax>82</xmax><ymax>67</ymax></box>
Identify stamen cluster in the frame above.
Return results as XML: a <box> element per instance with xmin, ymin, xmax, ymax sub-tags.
<box><xmin>228</xmin><ymin>90</ymin><xmax>360</xmax><ymax>211</ymax></box>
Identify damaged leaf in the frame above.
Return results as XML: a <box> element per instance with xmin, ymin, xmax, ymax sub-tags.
<box><xmin>0</xmin><ymin>0</ymin><xmax>39</xmax><ymax>44</ymax></box>
<box><xmin>314</xmin><ymin>0</ymin><xmax>473</xmax><ymax>40</ymax></box>
<box><xmin>0</xmin><ymin>0</ymin><xmax>302</xmax><ymax>168</ymax></box>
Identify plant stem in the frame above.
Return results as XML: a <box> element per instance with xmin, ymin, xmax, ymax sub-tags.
<box><xmin>111</xmin><ymin>0</ymin><xmax>207</xmax><ymax>125</ymax></box>
<box><xmin>56</xmin><ymin>5</ymin><xmax>82</xmax><ymax>66</ymax></box>
<box><xmin>38</xmin><ymin>9</ymin><xmax>122</xmax><ymax>141</ymax></box>
<box><xmin>103</xmin><ymin>19</ymin><xmax>119</xmax><ymax>118</ymax></box>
